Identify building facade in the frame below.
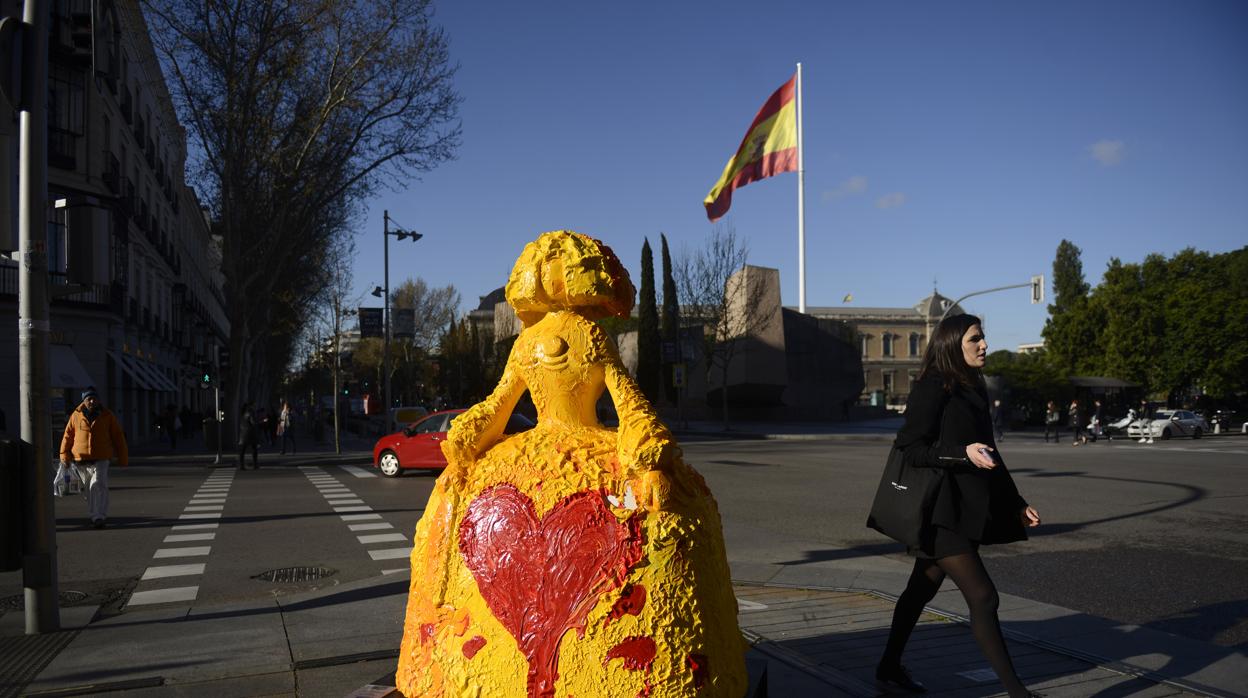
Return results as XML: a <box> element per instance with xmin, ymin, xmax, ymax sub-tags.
<box><xmin>804</xmin><ymin>292</ymin><xmax>962</xmax><ymax>407</ymax></box>
<box><xmin>0</xmin><ymin>0</ymin><xmax>228</xmax><ymax>443</ymax></box>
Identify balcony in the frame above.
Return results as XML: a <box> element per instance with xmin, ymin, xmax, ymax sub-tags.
<box><xmin>102</xmin><ymin>152</ymin><xmax>121</xmax><ymax>193</ymax></box>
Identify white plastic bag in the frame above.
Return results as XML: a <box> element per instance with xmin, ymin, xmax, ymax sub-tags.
<box><xmin>53</xmin><ymin>461</ymin><xmax>84</xmax><ymax>497</ymax></box>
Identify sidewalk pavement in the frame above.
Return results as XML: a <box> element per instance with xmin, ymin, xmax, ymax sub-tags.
<box><xmin>125</xmin><ymin>432</ymin><xmax>377</xmax><ymax>468</ymax></box>
<box><xmin>4</xmin><ymin>554</ymin><xmax>1244</xmax><ymax>697</ymax></box>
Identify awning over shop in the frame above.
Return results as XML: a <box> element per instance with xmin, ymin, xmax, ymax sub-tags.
<box><xmin>49</xmin><ymin>345</ymin><xmax>97</xmax><ymax>389</ymax></box>
<box><xmin>134</xmin><ymin>358</ymin><xmax>176</xmax><ymax>393</ymax></box>
<box><xmin>109</xmin><ymin>351</ymin><xmax>154</xmax><ymax>391</ymax></box>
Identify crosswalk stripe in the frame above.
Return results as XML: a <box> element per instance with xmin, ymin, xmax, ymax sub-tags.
<box><xmin>179</xmin><ymin>512</ymin><xmax>222</xmax><ymax>520</ymax></box>
<box><xmin>323</xmin><ymin>493</ymin><xmax>357</xmax><ymax>499</ymax></box>
<box><xmin>368</xmin><ymin>548</ymin><xmax>411</xmax><ymax>561</ymax></box>
<box><xmin>172</xmin><ymin>522</ymin><xmax>218</xmax><ymax>531</ymax></box>
<box><xmin>164</xmin><ymin>533</ymin><xmax>215</xmax><ymax>543</ymax></box>
<box><xmin>340</xmin><ymin>466</ymin><xmax>377</xmax><ymax>479</ymax></box>
<box><xmin>357</xmin><ymin>533</ymin><xmax>407</xmax><ymax>544</ymax></box>
<box><xmin>154</xmin><ymin>546</ymin><xmax>211</xmax><ymax>558</ymax></box>
<box><xmin>381</xmin><ymin>568</ymin><xmax>407</xmax><ymax>575</ymax></box>
<box><xmin>334</xmin><ymin>505</ymin><xmax>372</xmax><ymax>513</ymax></box>
<box><xmin>190</xmin><ymin>497</ymin><xmax>227</xmax><ymax>503</ymax></box>
<box><xmin>184</xmin><ymin>505</ymin><xmax>224</xmax><ymax>512</ymax></box>
<box><xmin>128</xmin><ymin>586</ymin><xmax>198</xmax><ymax>606</ymax></box>
<box><xmin>328</xmin><ymin>499</ymin><xmax>365</xmax><ymax>506</ymax></box>
<box><xmin>142</xmin><ymin>563</ymin><xmax>206</xmax><ymax>580</ymax></box>
<box><xmin>348</xmin><ymin>523</ymin><xmax>393</xmax><ymax>532</ymax></box>
<box><xmin>341</xmin><ymin>513</ymin><xmax>383</xmax><ymax>521</ymax></box>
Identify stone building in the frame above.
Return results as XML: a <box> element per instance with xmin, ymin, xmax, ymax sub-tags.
<box><xmin>0</xmin><ymin>0</ymin><xmax>228</xmax><ymax>442</ymax></box>
<box><xmin>804</xmin><ymin>291</ymin><xmax>962</xmax><ymax>407</ymax></box>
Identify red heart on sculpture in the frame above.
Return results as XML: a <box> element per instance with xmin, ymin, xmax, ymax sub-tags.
<box><xmin>459</xmin><ymin>483</ymin><xmax>644</xmax><ymax>698</ymax></box>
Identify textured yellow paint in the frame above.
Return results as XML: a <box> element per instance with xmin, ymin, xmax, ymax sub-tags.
<box><xmin>396</xmin><ymin>231</ymin><xmax>747</xmax><ymax>697</ymax></box>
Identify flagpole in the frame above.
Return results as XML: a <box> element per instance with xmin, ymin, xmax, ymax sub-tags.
<box><xmin>796</xmin><ymin>62</ymin><xmax>807</xmax><ymax>314</ymax></box>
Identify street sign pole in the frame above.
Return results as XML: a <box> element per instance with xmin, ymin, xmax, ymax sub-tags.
<box><xmin>382</xmin><ymin>211</ymin><xmax>390</xmax><ymax>436</ymax></box>
<box><xmin>213</xmin><ymin>386</ymin><xmax>221</xmax><ymax>465</ymax></box>
<box><xmin>15</xmin><ymin>0</ymin><xmax>59</xmax><ymax>634</ymax></box>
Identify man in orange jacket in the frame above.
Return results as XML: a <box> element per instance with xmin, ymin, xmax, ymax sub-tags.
<box><xmin>59</xmin><ymin>387</ymin><xmax>129</xmax><ymax>529</ymax></box>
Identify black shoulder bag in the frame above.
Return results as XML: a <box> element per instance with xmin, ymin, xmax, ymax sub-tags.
<box><xmin>865</xmin><ymin>446</ymin><xmax>946</xmax><ymax>547</ymax></box>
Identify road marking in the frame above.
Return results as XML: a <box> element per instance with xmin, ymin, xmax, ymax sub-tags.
<box><xmin>164</xmin><ymin>533</ymin><xmax>215</xmax><ymax>543</ymax></box>
<box><xmin>154</xmin><ymin>546</ymin><xmax>212</xmax><ymax>558</ymax></box>
<box><xmin>340</xmin><ymin>466</ymin><xmax>376</xmax><ymax>479</ymax></box>
<box><xmin>349</xmin><ymin>523</ymin><xmax>393</xmax><ymax>532</ymax></box>
<box><xmin>735</xmin><ymin>597</ymin><xmax>769</xmax><ymax>611</ymax></box>
<box><xmin>184</xmin><ymin>505</ymin><xmax>224</xmax><ymax>512</ymax></box>
<box><xmin>381</xmin><ymin>569</ymin><xmax>407</xmax><ymax>575</ymax></box>
<box><xmin>172</xmin><ymin>523</ymin><xmax>218</xmax><ymax>531</ymax></box>
<box><xmin>128</xmin><ymin>586</ymin><xmax>199</xmax><ymax>606</ymax></box>
<box><xmin>142</xmin><ymin>563</ymin><xmax>206</xmax><ymax>580</ymax></box>
<box><xmin>357</xmin><ymin>533</ymin><xmax>407</xmax><ymax>544</ymax></box>
<box><xmin>334</xmin><ymin>505</ymin><xmax>372</xmax><ymax>513</ymax></box>
<box><xmin>179</xmin><ymin>512</ymin><xmax>222</xmax><ymax>520</ymax></box>
<box><xmin>341</xmin><ymin>513</ymin><xmax>383</xmax><ymax>521</ymax></box>
<box><xmin>368</xmin><ymin>548</ymin><xmax>411</xmax><ymax>561</ymax></box>
<box><xmin>329</xmin><ymin>499</ymin><xmax>365</xmax><ymax>506</ymax></box>
<box><xmin>190</xmin><ymin>498</ymin><xmax>227</xmax><ymax>504</ymax></box>
<box><xmin>323</xmin><ymin>493</ymin><xmax>357</xmax><ymax>499</ymax></box>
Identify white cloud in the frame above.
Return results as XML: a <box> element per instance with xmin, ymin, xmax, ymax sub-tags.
<box><xmin>1088</xmin><ymin>139</ymin><xmax>1126</xmax><ymax>166</ymax></box>
<box><xmin>875</xmin><ymin>192</ymin><xmax>906</xmax><ymax>209</ymax></box>
<box><xmin>821</xmin><ymin>175</ymin><xmax>868</xmax><ymax>201</ymax></box>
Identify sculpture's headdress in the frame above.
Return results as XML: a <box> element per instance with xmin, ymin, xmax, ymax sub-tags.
<box><xmin>505</xmin><ymin>231</ymin><xmax>635</xmax><ymax>326</ymax></box>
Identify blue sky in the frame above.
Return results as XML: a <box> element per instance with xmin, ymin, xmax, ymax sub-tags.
<box><xmin>350</xmin><ymin>0</ymin><xmax>1248</xmax><ymax>352</ymax></box>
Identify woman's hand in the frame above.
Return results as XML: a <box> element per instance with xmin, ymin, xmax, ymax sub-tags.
<box><xmin>966</xmin><ymin>443</ymin><xmax>996</xmax><ymax>469</ymax></box>
<box><xmin>1020</xmin><ymin>506</ymin><xmax>1041</xmax><ymax>528</ymax></box>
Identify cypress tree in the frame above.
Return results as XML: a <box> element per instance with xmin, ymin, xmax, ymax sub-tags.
<box><xmin>636</xmin><ymin>238</ymin><xmax>661</xmax><ymax>402</ymax></box>
<box><xmin>660</xmin><ymin>233</ymin><xmax>680</xmax><ymax>405</ymax></box>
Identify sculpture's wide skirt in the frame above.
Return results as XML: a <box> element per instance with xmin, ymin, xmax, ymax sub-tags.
<box><xmin>394</xmin><ymin>424</ymin><xmax>746</xmax><ymax>698</ymax></box>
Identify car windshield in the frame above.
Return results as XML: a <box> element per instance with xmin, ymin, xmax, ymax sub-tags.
<box><xmin>1152</xmin><ymin>411</ymin><xmax>1173</xmax><ymax>420</ymax></box>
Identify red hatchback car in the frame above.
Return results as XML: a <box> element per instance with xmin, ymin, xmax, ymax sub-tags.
<box><xmin>372</xmin><ymin>409</ymin><xmax>535</xmax><ymax>477</ymax></box>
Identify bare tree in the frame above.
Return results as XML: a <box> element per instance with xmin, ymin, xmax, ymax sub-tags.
<box><xmin>352</xmin><ymin>277</ymin><xmax>460</xmax><ymax>405</ymax></box>
<box><xmin>143</xmin><ymin>0</ymin><xmax>461</xmax><ymax>428</ymax></box>
<box><xmin>676</xmin><ymin>224</ymin><xmax>778</xmax><ymax>429</ymax></box>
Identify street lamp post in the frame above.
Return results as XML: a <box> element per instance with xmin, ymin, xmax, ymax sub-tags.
<box><xmin>376</xmin><ymin>211</ymin><xmax>421</xmax><ymax>436</ymax></box>
<box><xmin>939</xmin><ymin>275</ymin><xmax>1046</xmax><ymax>323</ymax></box>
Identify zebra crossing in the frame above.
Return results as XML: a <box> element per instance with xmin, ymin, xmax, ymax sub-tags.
<box><xmin>299</xmin><ymin>466</ymin><xmax>412</xmax><ymax>573</ymax></box>
<box><xmin>126</xmin><ymin>469</ymin><xmax>234</xmax><ymax>607</ymax></box>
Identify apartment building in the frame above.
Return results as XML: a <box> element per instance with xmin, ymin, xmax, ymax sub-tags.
<box><xmin>0</xmin><ymin>0</ymin><xmax>228</xmax><ymax>441</ymax></box>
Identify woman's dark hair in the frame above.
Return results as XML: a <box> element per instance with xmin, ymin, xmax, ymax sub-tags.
<box><xmin>918</xmin><ymin>313</ymin><xmax>983</xmax><ymax>392</ymax></box>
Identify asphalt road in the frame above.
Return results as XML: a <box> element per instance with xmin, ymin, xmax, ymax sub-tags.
<box><xmin>679</xmin><ymin>435</ymin><xmax>1248</xmax><ymax>652</ymax></box>
<box><xmin>3</xmin><ymin>435</ymin><xmax>1245</xmax><ymax>653</ymax></box>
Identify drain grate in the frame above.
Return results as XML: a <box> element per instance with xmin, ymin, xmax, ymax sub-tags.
<box><xmin>253</xmin><ymin>566</ymin><xmax>337</xmax><ymax>583</ymax></box>
<box><xmin>0</xmin><ymin>591</ymin><xmax>89</xmax><ymax>611</ymax></box>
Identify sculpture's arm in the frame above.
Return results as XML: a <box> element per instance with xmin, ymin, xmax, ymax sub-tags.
<box><xmin>603</xmin><ymin>360</ymin><xmax>678</xmax><ymax>475</ymax></box>
<box><xmin>442</xmin><ymin>359</ymin><xmax>527</xmax><ymax>466</ymax></box>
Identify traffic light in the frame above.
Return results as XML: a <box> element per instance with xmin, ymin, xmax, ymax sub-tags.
<box><xmin>199</xmin><ymin>364</ymin><xmax>213</xmax><ymax>388</ymax></box>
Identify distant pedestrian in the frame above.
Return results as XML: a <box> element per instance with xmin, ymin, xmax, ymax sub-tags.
<box><xmin>278</xmin><ymin>400</ymin><xmax>296</xmax><ymax>455</ymax></box>
<box><xmin>1138</xmin><ymin>399</ymin><xmax>1154</xmax><ymax>444</ymax></box>
<box><xmin>59</xmin><ymin>387</ymin><xmax>129</xmax><ymax>529</ymax></box>
<box><xmin>1043</xmin><ymin>401</ymin><xmax>1061</xmax><ymax>443</ymax></box>
<box><xmin>1089</xmin><ymin>400</ymin><xmax>1104</xmax><ymax>442</ymax></box>
<box><xmin>163</xmin><ymin>404</ymin><xmax>180</xmax><ymax>450</ymax></box>
<box><xmin>238</xmin><ymin>401</ymin><xmax>260</xmax><ymax>470</ymax></box>
<box><xmin>875</xmin><ymin>314</ymin><xmax>1041</xmax><ymax>697</ymax></box>
<box><xmin>991</xmin><ymin>399</ymin><xmax>1005</xmax><ymax>442</ymax></box>
<box><xmin>1069</xmin><ymin>399</ymin><xmax>1086</xmax><ymax>446</ymax></box>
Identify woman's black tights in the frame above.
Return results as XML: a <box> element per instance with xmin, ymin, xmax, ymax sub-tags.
<box><xmin>881</xmin><ymin>552</ymin><xmax>1030</xmax><ymax>697</ymax></box>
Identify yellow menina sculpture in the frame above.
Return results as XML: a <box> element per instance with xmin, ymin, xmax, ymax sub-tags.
<box><xmin>396</xmin><ymin>231</ymin><xmax>747</xmax><ymax>697</ymax></box>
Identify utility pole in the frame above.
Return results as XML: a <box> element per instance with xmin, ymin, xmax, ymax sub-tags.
<box><xmin>15</xmin><ymin>0</ymin><xmax>59</xmax><ymax>634</ymax></box>
<box><xmin>333</xmin><ymin>296</ymin><xmax>342</xmax><ymax>455</ymax></box>
<box><xmin>377</xmin><ymin>211</ymin><xmax>421</xmax><ymax>436</ymax></box>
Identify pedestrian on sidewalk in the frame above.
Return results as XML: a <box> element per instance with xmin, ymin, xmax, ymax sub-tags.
<box><xmin>1138</xmin><ymin>399</ymin><xmax>1154</xmax><ymax>444</ymax></box>
<box><xmin>1069</xmin><ymin>399</ymin><xmax>1087</xmax><ymax>446</ymax></box>
<box><xmin>876</xmin><ymin>314</ymin><xmax>1042</xmax><ymax>698</ymax></box>
<box><xmin>278</xmin><ymin>400</ymin><xmax>296</xmax><ymax>455</ymax></box>
<box><xmin>238</xmin><ymin>401</ymin><xmax>260</xmax><ymax>470</ymax></box>
<box><xmin>163</xmin><ymin>404</ymin><xmax>180</xmax><ymax>450</ymax></box>
<box><xmin>58</xmin><ymin>387</ymin><xmax>129</xmax><ymax>529</ymax></box>
<box><xmin>1043</xmin><ymin>400</ymin><xmax>1061</xmax><ymax>443</ymax></box>
<box><xmin>1089</xmin><ymin>399</ymin><xmax>1104</xmax><ymax>442</ymax></box>
<box><xmin>990</xmin><ymin>398</ymin><xmax>1005</xmax><ymax>442</ymax></box>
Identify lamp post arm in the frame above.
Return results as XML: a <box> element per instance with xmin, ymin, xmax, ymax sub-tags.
<box><xmin>939</xmin><ymin>282</ymin><xmax>1034</xmax><ymax>323</ymax></box>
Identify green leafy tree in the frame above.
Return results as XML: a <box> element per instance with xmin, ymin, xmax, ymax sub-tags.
<box><xmin>660</xmin><ymin>233</ymin><xmax>680</xmax><ymax>405</ymax></box>
<box><xmin>636</xmin><ymin>239</ymin><xmax>661</xmax><ymax>402</ymax></box>
<box><xmin>1042</xmin><ymin>239</ymin><xmax>1098</xmax><ymax>375</ymax></box>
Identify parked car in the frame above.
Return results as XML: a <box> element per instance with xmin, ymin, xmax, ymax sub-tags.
<box><xmin>372</xmin><ymin>409</ymin><xmax>535</xmax><ymax>476</ymax></box>
<box><xmin>1126</xmin><ymin>409</ymin><xmax>1209</xmax><ymax>440</ymax></box>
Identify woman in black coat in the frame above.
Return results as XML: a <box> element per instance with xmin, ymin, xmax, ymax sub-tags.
<box><xmin>876</xmin><ymin>314</ymin><xmax>1042</xmax><ymax>697</ymax></box>
<box><xmin>237</xmin><ymin>402</ymin><xmax>260</xmax><ymax>470</ymax></box>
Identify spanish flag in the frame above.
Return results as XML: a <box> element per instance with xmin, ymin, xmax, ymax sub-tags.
<box><xmin>703</xmin><ymin>75</ymin><xmax>798</xmax><ymax>222</ymax></box>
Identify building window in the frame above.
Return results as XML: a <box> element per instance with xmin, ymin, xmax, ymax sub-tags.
<box><xmin>883</xmin><ymin>371</ymin><xmax>894</xmax><ymax>394</ymax></box>
<box><xmin>882</xmin><ymin>333</ymin><xmax>894</xmax><ymax>357</ymax></box>
<box><xmin>48</xmin><ymin>66</ymin><xmax>85</xmax><ymax>169</ymax></box>
<box><xmin>910</xmin><ymin>333</ymin><xmax>921</xmax><ymax>356</ymax></box>
<box><xmin>908</xmin><ymin>369</ymin><xmax>918</xmax><ymax>387</ymax></box>
<box><xmin>861</xmin><ymin>334</ymin><xmax>870</xmax><ymax>358</ymax></box>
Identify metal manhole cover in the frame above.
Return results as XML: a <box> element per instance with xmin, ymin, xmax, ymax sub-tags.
<box><xmin>0</xmin><ymin>590</ymin><xmax>89</xmax><ymax>610</ymax></box>
<box><xmin>253</xmin><ymin>566</ymin><xmax>337</xmax><ymax>583</ymax></box>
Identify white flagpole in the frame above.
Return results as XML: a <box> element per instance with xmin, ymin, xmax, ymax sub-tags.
<box><xmin>796</xmin><ymin>62</ymin><xmax>807</xmax><ymax>314</ymax></box>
